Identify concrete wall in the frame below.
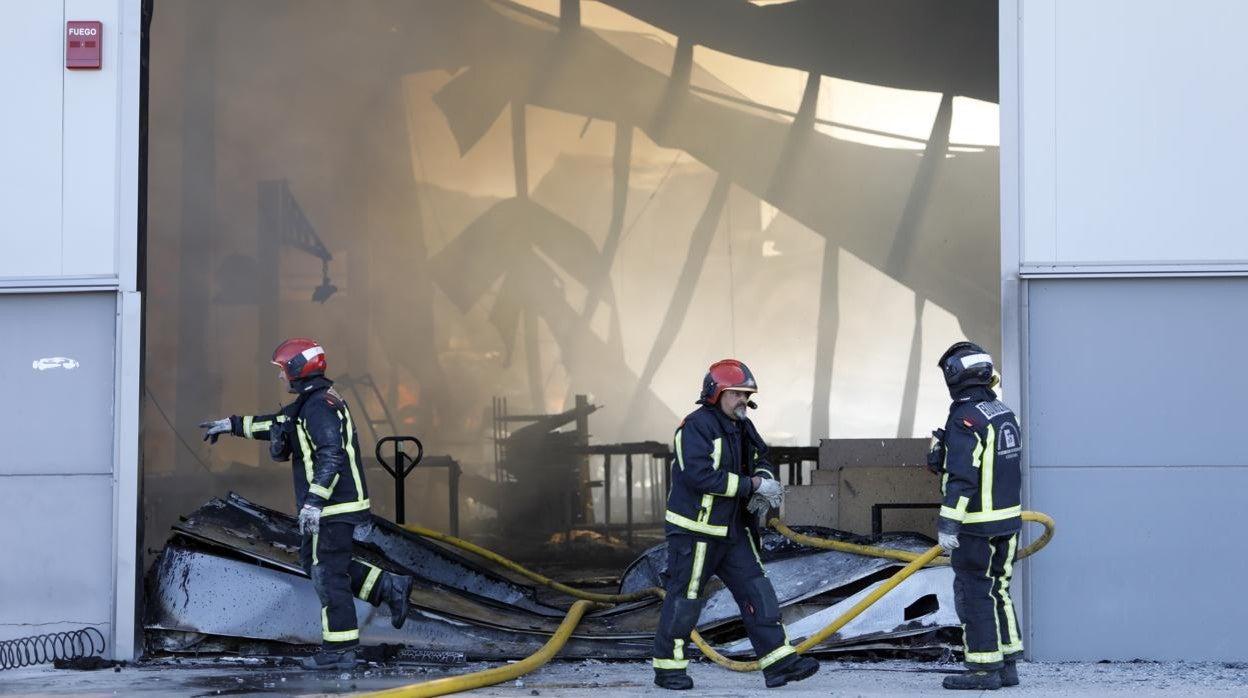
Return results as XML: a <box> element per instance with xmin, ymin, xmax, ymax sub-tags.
<box><xmin>0</xmin><ymin>0</ymin><xmax>142</xmax><ymax>660</ymax></box>
<box><xmin>1003</xmin><ymin>0</ymin><xmax>1248</xmax><ymax>661</ymax></box>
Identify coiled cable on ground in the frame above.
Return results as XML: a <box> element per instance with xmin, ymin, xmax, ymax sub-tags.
<box><xmin>364</xmin><ymin>513</ymin><xmax>1055</xmax><ymax>696</ymax></box>
<box><xmin>0</xmin><ymin>627</ymin><xmax>106</xmax><ymax>671</ymax></box>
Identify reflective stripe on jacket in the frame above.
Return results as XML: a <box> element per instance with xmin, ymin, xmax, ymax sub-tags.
<box><xmin>665</xmin><ymin>405</ymin><xmax>775</xmax><ymax>538</ymax></box>
<box><xmin>939</xmin><ymin>387</ymin><xmax>1022</xmax><ymax>537</ymax></box>
<box><xmin>234</xmin><ymin>377</ymin><xmax>370</xmax><ymax>522</ymax></box>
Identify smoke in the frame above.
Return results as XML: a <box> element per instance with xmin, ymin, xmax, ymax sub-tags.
<box><xmin>142</xmin><ymin>0</ymin><xmax>999</xmax><ymax>556</ymax></box>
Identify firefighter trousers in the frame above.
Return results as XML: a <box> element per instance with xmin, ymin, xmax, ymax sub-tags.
<box><xmin>951</xmin><ymin>532</ymin><xmax>1024</xmax><ymax>669</ymax></box>
<box><xmin>298</xmin><ymin>520</ymin><xmax>387</xmax><ymax>649</ymax></box>
<box><xmin>652</xmin><ymin>531</ymin><xmax>797</xmax><ymax>673</ymax></box>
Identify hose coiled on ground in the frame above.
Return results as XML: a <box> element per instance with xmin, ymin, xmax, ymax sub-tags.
<box><xmin>0</xmin><ymin>627</ymin><xmax>106</xmax><ymax>670</ymax></box>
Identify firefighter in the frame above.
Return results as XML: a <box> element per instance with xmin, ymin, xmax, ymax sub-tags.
<box><xmin>200</xmin><ymin>338</ymin><xmax>414</xmax><ymax>670</ymax></box>
<box><xmin>927</xmin><ymin>342</ymin><xmax>1024</xmax><ymax>690</ymax></box>
<box><xmin>651</xmin><ymin>359</ymin><xmax>820</xmax><ymax>691</ymax></box>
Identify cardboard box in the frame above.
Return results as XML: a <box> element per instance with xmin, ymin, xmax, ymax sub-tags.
<box><xmin>779</xmin><ymin>438</ymin><xmax>940</xmax><ymax>536</ymax></box>
<box><xmin>780</xmin><ymin>484</ymin><xmax>837</xmax><ymax>528</ymax></box>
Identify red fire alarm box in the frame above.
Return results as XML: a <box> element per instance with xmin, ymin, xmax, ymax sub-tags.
<box><xmin>66</xmin><ymin>21</ymin><xmax>102</xmax><ymax>70</ymax></box>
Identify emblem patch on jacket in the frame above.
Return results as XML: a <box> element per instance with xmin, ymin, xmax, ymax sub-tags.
<box><xmin>998</xmin><ymin>424</ymin><xmax>1021</xmax><ymax>455</ymax></box>
<box><xmin>975</xmin><ymin>400</ymin><xmax>1011</xmax><ymax>420</ymax></box>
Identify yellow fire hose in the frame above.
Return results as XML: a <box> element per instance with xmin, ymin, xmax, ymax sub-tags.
<box><xmin>770</xmin><ymin>511</ymin><xmax>1056</xmax><ymax>567</ymax></box>
<box><xmin>366</xmin><ymin>599</ymin><xmax>604</xmax><ymax>698</ymax></box>
<box><xmin>364</xmin><ymin>512</ymin><xmax>1055</xmax><ymax>697</ymax></box>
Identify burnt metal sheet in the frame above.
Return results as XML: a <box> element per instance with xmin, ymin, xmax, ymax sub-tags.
<box><xmin>172</xmin><ymin>495</ymin><xmax>659</xmax><ymax>637</ymax></box>
<box><xmin>178</xmin><ymin>494</ymin><xmax>559</xmax><ymax>615</ymax></box>
<box><xmin>146</xmin><ymin>545</ymin><xmax>653</xmax><ymax>660</ymax></box>
<box><xmin>618</xmin><ymin>527</ymin><xmax>934</xmax><ymax>593</ymax></box>
<box><xmin>620</xmin><ymin>527</ymin><xmax>939</xmax><ymax>631</ymax></box>
<box><xmin>718</xmin><ymin>567</ymin><xmax>959</xmax><ymax>656</ymax></box>
<box><xmin>148</xmin><ymin>496</ymin><xmax>958</xmax><ymax>659</ymax></box>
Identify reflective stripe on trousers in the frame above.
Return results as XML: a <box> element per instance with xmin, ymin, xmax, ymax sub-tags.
<box><xmin>951</xmin><ymin>532</ymin><xmax>1023</xmax><ymax>668</ymax></box>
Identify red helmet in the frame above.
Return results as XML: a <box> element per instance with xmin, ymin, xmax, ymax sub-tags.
<box><xmin>272</xmin><ymin>338</ymin><xmax>327</xmax><ymax>381</ymax></box>
<box><xmin>697</xmin><ymin>359</ymin><xmax>758</xmax><ymax>406</ymax></box>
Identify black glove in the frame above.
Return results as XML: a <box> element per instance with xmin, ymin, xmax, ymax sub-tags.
<box><xmin>926</xmin><ymin>428</ymin><xmax>946</xmax><ymax>475</ymax></box>
<box><xmin>269</xmin><ymin>416</ymin><xmax>294</xmax><ymax>462</ymax></box>
<box><xmin>269</xmin><ymin>434</ymin><xmax>292</xmax><ymax>462</ymax></box>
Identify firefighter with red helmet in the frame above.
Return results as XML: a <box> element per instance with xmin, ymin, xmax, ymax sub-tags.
<box><xmin>651</xmin><ymin>359</ymin><xmax>820</xmax><ymax>691</ymax></box>
<box><xmin>200</xmin><ymin>338</ymin><xmax>414</xmax><ymax>670</ymax></box>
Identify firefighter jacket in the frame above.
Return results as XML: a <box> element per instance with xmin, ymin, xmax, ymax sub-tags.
<box><xmin>664</xmin><ymin>405</ymin><xmax>776</xmax><ymax>539</ymax></box>
<box><xmin>231</xmin><ymin>376</ymin><xmax>370</xmax><ymax>524</ymax></box>
<box><xmin>937</xmin><ymin>386</ymin><xmax>1022</xmax><ymax>537</ymax></box>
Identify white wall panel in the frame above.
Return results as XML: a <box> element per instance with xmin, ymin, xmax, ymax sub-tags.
<box><xmin>63</xmin><ymin>0</ymin><xmax>122</xmax><ymax>276</ymax></box>
<box><xmin>0</xmin><ymin>2</ymin><xmax>64</xmax><ymax>278</ymax></box>
<box><xmin>1019</xmin><ymin>0</ymin><xmax>1057</xmax><ymax>263</ymax></box>
<box><xmin>1021</xmin><ymin>0</ymin><xmax>1248</xmax><ymax>265</ymax></box>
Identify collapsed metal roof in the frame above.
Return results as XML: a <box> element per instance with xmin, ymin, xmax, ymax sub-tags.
<box><xmin>146</xmin><ymin>494</ymin><xmax>957</xmax><ymax>660</ymax></box>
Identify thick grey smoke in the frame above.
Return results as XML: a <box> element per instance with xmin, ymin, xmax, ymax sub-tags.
<box><xmin>143</xmin><ymin>0</ymin><xmax>999</xmax><ymax>559</ymax></box>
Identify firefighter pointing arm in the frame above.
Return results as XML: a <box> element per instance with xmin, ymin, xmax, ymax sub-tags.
<box><xmin>199</xmin><ymin>339</ymin><xmax>415</xmax><ymax>671</ymax></box>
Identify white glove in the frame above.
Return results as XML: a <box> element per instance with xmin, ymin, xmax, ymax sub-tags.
<box><xmin>754</xmin><ymin>477</ymin><xmax>784</xmax><ymax>509</ymax></box>
<box><xmin>938</xmin><ymin>532</ymin><xmax>960</xmax><ymax>553</ymax></box>
<box><xmin>298</xmin><ymin>504</ymin><xmax>322</xmax><ymax>536</ymax></box>
<box><xmin>746</xmin><ymin>494</ymin><xmax>771</xmax><ymax>517</ymax></box>
<box><xmin>199</xmin><ymin>417</ymin><xmax>232</xmax><ymax>444</ymax></box>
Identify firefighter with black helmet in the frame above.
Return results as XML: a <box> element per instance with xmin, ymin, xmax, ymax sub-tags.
<box><xmin>651</xmin><ymin>359</ymin><xmax>820</xmax><ymax>691</ymax></box>
<box><xmin>927</xmin><ymin>341</ymin><xmax>1024</xmax><ymax>690</ymax></box>
<box><xmin>200</xmin><ymin>338</ymin><xmax>415</xmax><ymax>670</ymax></box>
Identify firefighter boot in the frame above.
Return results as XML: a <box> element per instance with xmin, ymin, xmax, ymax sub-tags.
<box><xmin>380</xmin><ymin>572</ymin><xmax>414</xmax><ymax>629</ymax></box>
<box><xmin>764</xmin><ymin>655</ymin><xmax>820</xmax><ymax>688</ymax></box>
<box><xmin>301</xmin><ymin>646</ymin><xmax>358</xmax><ymax>671</ymax></box>
<box><xmin>1001</xmin><ymin>660</ymin><xmax>1019</xmax><ymax>687</ymax></box>
<box><xmin>653</xmin><ymin>668</ymin><xmax>694</xmax><ymax>690</ymax></box>
<box><xmin>942</xmin><ymin>669</ymin><xmax>1002</xmax><ymax>690</ymax></box>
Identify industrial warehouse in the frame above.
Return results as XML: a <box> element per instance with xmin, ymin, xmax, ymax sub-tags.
<box><xmin>2</xmin><ymin>1</ymin><xmax>1247</xmax><ymax>696</ymax></box>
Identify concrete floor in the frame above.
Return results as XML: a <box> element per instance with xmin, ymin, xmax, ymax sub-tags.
<box><xmin>3</xmin><ymin>657</ymin><xmax>1247</xmax><ymax>697</ymax></box>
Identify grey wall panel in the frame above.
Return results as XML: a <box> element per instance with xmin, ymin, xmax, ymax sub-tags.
<box><xmin>1028</xmin><ymin>466</ymin><xmax>1248</xmax><ymax>661</ymax></box>
<box><xmin>0</xmin><ymin>293</ymin><xmax>115</xmax><ymax>474</ymax></box>
<box><xmin>0</xmin><ymin>475</ymin><xmax>114</xmax><ymax>642</ymax></box>
<box><xmin>1028</xmin><ymin>278</ymin><xmax>1248</xmax><ymax>467</ymax></box>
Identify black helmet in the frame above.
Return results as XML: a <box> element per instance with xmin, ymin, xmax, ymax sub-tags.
<box><xmin>937</xmin><ymin>341</ymin><xmax>994</xmax><ymax>394</ymax></box>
